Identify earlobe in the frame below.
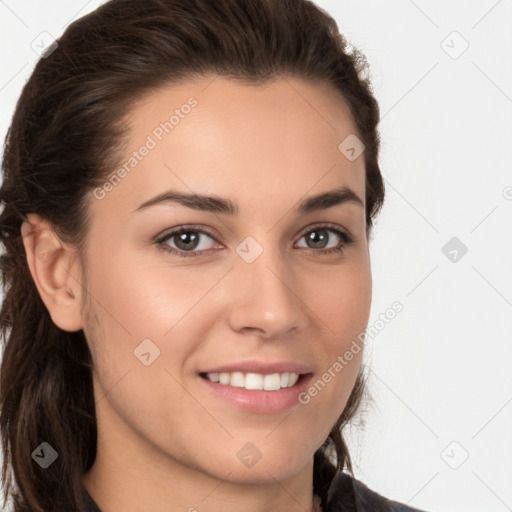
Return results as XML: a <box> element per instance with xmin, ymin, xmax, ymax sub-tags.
<box><xmin>21</xmin><ymin>213</ymin><xmax>84</xmax><ymax>332</ymax></box>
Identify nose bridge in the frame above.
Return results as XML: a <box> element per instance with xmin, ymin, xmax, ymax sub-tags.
<box><xmin>228</xmin><ymin>236</ymin><xmax>307</xmax><ymax>337</ymax></box>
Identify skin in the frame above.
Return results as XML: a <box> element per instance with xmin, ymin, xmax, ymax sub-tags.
<box><xmin>21</xmin><ymin>75</ymin><xmax>372</xmax><ymax>512</ymax></box>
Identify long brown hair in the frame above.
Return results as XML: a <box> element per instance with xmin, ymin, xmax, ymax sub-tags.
<box><xmin>0</xmin><ymin>0</ymin><xmax>384</xmax><ymax>510</ymax></box>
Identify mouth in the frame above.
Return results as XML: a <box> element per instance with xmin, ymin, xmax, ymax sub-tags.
<box><xmin>198</xmin><ymin>368</ymin><xmax>313</xmax><ymax>413</ymax></box>
<box><xmin>200</xmin><ymin>371</ymin><xmax>304</xmax><ymax>391</ymax></box>
<box><xmin>197</xmin><ymin>360</ymin><xmax>314</xmax><ymax>413</ymax></box>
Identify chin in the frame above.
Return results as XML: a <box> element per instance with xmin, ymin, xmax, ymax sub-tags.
<box><xmin>217</xmin><ymin>464</ymin><xmax>309</xmax><ymax>486</ymax></box>
<box><xmin>202</xmin><ymin>443</ymin><xmax>314</xmax><ymax>484</ymax></box>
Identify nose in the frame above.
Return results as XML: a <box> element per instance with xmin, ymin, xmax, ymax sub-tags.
<box><xmin>226</xmin><ymin>245</ymin><xmax>309</xmax><ymax>339</ymax></box>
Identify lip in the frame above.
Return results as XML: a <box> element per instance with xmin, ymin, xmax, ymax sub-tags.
<box><xmin>199</xmin><ymin>360</ymin><xmax>314</xmax><ymax>375</ymax></box>
<box><xmin>198</xmin><ymin>360</ymin><xmax>314</xmax><ymax>413</ymax></box>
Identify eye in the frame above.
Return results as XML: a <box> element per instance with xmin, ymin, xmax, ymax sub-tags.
<box><xmin>295</xmin><ymin>224</ymin><xmax>354</xmax><ymax>254</ymax></box>
<box><xmin>155</xmin><ymin>223</ymin><xmax>354</xmax><ymax>258</ymax></box>
<box><xmin>156</xmin><ymin>227</ymin><xmax>219</xmax><ymax>257</ymax></box>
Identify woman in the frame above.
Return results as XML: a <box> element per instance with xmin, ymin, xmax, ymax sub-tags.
<box><xmin>0</xmin><ymin>0</ymin><xmax>427</xmax><ymax>510</ymax></box>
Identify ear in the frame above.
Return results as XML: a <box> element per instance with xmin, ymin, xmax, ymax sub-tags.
<box><xmin>21</xmin><ymin>213</ymin><xmax>84</xmax><ymax>332</ymax></box>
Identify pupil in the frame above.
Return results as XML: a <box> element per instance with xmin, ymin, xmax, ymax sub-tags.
<box><xmin>308</xmin><ymin>230</ymin><xmax>327</xmax><ymax>249</ymax></box>
<box><xmin>176</xmin><ymin>232</ymin><xmax>199</xmax><ymax>250</ymax></box>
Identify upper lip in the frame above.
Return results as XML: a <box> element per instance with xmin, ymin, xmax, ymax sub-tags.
<box><xmin>199</xmin><ymin>360</ymin><xmax>313</xmax><ymax>375</ymax></box>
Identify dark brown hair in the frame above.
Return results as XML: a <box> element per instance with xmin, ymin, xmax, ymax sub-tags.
<box><xmin>0</xmin><ymin>0</ymin><xmax>384</xmax><ymax>510</ymax></box>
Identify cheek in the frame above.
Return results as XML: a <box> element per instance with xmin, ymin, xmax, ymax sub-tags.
<box><xmin>306</xmin><ymin>258</ymin><xmax>372</xmax><ymax>350</ymax></box>
<box><xmin>81</xmin><ymin>251</ymin><xmax>226</xmax><ymax>411</ymax></box>
<box><xmin>289</xmin><ymin>258</ymin><xmax>371</xmax><ymax>435</ymax></box>
<box><xmin>81</xmin><ymin>256</ymin><xmax>215</xmax><ymax>457</ymax></box>
<box><xmin>84</xmin><ymin>246</ymin><xmax>217</xmax><ymax>343</ymax></box>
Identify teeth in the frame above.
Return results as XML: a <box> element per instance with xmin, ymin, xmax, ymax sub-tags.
<box><xmin>230</xmin><ymin>372</ymin><xmax>245</xmax><ymax>388</ymax></box>
<box><xmin>245</xmin><ymin>373</ymin><xmax>263</xmax><ymax>390</ymax></box>
<box><xmin>206</xmin><ymin>371</ymin><xmax>301</xmax><ymax>391</ymax></box>
<box><xmin>263</xmin><ymin>373</ymin><xmax>281</xmax><ymax>391</ymax></box>
<box><xmin>288</xmin><ymin>372</ymin><xmax>298</xmax><ymax>386</ymax></box>
<box><xmin>219</xmin><ymin>372</ymin><xmax>230</xmax><ymax>385</ymax></box>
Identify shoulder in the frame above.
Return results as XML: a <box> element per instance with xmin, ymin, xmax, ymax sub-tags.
<box><xmin>325</xmin><ymin>471</ymin><xmax>430</xmax><ymax>512</ymax></box>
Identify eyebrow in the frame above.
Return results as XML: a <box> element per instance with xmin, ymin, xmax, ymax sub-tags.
<box><xmin>131</xmin><ymin>186</ymin><xmax>364</xmax><ymax>215</ymax></box>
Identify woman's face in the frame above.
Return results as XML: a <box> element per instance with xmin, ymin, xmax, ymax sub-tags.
<box><xmin>79</xmin><ymin>75</ymin><xmax>372</xmax><ymax>483</ymax></box>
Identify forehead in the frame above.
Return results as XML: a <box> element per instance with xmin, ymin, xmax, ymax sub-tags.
<box><xmin>126</xmin><ymin>74</ymin><xmax>360</xmax><ymax>150</ymax></box>
<box><xmin>91</xmin><ymin>75</ymin><xmax>365</xmax><ymax>219</ymax></box>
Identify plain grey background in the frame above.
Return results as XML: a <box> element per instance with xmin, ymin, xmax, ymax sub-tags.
<box><xmin>1</xmin><ymin>1</ymin><xmax>511</xmax><ymax>511</ymax></box>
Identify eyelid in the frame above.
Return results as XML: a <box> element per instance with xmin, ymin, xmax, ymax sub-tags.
<box><xmin>156</xmin><ymin>224</ymin><xmax>218</xmax><ymax>240</ymax></box>
<box><xmin>295</xmin><ymin>221</ymin><xmax>352</xmax><ymax>241</ymax></box>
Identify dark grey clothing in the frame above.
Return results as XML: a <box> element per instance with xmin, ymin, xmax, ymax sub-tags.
<box><xmin>325</xmin><ymin>471</ymin><xmax>426</xmax><ymax>511</ymax></box>
<box><xmin>82</xmin><ymin>472</ymin><xmax>427</xmax><ymax>511</ymax></box>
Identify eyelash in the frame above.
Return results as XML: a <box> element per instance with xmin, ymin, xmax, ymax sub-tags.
<box><xmin>155</xmin><ymin>223</ymin><xmax>355</xmax><ymax>258</ymax></box>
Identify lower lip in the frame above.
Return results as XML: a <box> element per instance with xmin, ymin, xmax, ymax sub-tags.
<box><xmin>199</xmin><ymin>374</ymin><xmax>313</xmax><ymax>413</ymax></box>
